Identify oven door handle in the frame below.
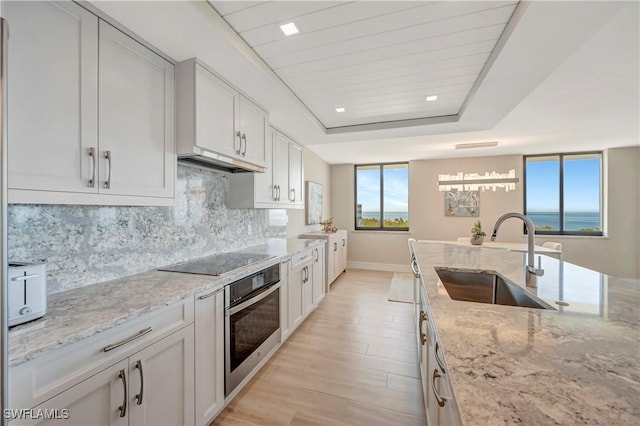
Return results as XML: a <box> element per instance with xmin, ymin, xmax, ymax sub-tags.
<box><xmin>225</xmin><ymin>282</ymin><xmax>281</xmax><ymax>316</ymax></box>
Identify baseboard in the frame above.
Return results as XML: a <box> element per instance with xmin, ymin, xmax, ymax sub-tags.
<box><xmin>347</xmin><ymin>261</ymin><xmax>411</xmax><ymax>273</ymax></box>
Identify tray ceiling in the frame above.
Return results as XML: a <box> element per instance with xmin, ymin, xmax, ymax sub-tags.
<box><xmin>210</xmin><ymin>1</ymin><xmax>520</xmax><ymax>132</ymax></box>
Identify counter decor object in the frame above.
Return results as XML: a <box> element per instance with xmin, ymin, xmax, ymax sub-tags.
<box><xmin>319</xmin><ymin>218</ymin><xmax>337</xmax><ymax>233</ymax></box>
<box><xmin>470</xmin><ymin>220</ymin><xmax>485</xmax><ymax>245</ymax></box>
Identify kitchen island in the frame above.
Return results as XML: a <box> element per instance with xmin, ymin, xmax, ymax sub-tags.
<box><xmin>413</xmin><ymin>240</ymin><xmax>639</xmax><ymax>425</ymax></box>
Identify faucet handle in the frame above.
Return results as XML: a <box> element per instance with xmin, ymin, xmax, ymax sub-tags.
<box><xmin>530</xmin><ymin>256</ymin><xmax>545</xmax><ymax>276</ymax></box>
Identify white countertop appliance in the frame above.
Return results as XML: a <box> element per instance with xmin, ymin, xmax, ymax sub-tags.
<box><xmin>8</xmin><ymin>262</ymin><xmax>47</xmax><ymax>326</ymax></box>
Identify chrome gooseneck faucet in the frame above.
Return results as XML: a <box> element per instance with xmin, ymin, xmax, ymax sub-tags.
<box><xmin>490</xmin><ymin>212</ymin><xmax>544</xmax><ymax>288</ymax></box>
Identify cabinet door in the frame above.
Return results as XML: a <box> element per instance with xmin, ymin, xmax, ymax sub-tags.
<box><xmin>239</xmin><ymin>96</ymin><xmax>267</xmax><ymax>166</ymax></box>
<box><xmin>312</xmin><ymin>245</ymin><xmax>325</xmax><ymax>305</ymax></box>
<box><xmin>254</xmin><ymin>128</ymin><xmax>276</xmax><ymax>204</ymax></box>
<box><xmin>302</xmin><ymin>266</ymin><xmax>314</xmax><ymax>318</ymax></box>
<box><xmin>288</xmin><ymin>264</ymin><xmax>304</xmax><ymax>331</ymax></box>
<box><xmin>98</xmin><ymin>21</ymin><xmax>175</xmax><ymax>198</ymax></box>
<box><xmin>289</xmin><ymin>142</ymin><xmax>304</xmax><ymax>205</ymax></box>
<box><xmin>6</xmin><ymin>0</ymin><xmax>98</xmax><ymax>194</ymax></box>
<box><xmin>14</xmin><ymin>360</ymin><xmax>129</xmax><ymax>426</ymax></box>
<box><xmin>327</xmin><ymin>236</ymin><xmax>338</xmax><ymax>285</ymax></box>
<box><xmin>194</xmin><ymin>290</ymin><xmax>225</xmax><ymax>426</ymax></box>
<box><xmin>128</xmin><ymin>325</ymin><xmax>195</xmax><ymax>426</ymax></box>
<box><xmin>195</xmin><ymin>64</ymin><xmax>239</xmax><ymax>158</ymax></box>
<box><xmin>273</xmin><ymin>132</ymin><xmax>290</xmax><ymax>204</ymax></box>
<box><xmin>279</xmin><ymin>261</ymin><xmax>291</xmax><ymax>341</ymax></box>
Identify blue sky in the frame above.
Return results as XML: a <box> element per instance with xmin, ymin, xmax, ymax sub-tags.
<box><xmin>526</xmin><ymin>157</ymin><xmax>600</xmax><ymax>212</ymax></box>
<box><xmin>357</xmin><ymin>166</ymin><xmax>408</xmax><ymax>212</ymax></box>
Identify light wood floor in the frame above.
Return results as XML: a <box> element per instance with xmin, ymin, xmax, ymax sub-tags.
<box><xmin>213</xmin><ymin>269</ymin><xmax>425</xmax><ymax>426</ymax></box>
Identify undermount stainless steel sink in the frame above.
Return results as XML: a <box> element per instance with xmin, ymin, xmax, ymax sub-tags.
<box><xmin>435</xmin><ymin>268</ymin><xmax>555</xmax><ymax>310</ymax></box>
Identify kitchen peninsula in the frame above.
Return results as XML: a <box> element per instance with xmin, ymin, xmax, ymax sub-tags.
<box><xmin>413</xmin><ymin>240</ymin><xmax>639</xmax><ymax>425</ymax></box>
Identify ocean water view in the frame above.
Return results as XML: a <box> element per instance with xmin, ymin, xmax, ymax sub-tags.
<box><xmin>358</xmin><ymin>211</ymin><xmax>600</xmax><ymax>231</ymax></box>
<box><xmin>362</xmin><ymin>211</ymin><xmax>408</xmax><ymax>220</ymax></box>
<box><xmin>527</xmin><ymin>211</ymin><xmax>600</xmax><ymax>231</ymax></box>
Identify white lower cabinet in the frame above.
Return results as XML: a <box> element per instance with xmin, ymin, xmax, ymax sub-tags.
<box><xmin>417</xmin><ymin>285</ymin><xmax>462</xmax><ymax>426</ymax></box>
<box><xmin>13</xmin><ymin>326</ymin><xmax>194</xmax><ymax>426</ymax></box>
<box><xmin>299</xmin><ymin>231</ymin><xmax>347</xmax><ymax>289</ymax></box>
<box><xmin>127</xmin><ymin>326</ymin><xmax>195</xmax><ymax>426</ymax></box>
<box><xmin>194</xmin><ymin>288</ymin><xmax>225</xmax><ymax>426</ymax></box>
<box><xmin>9</xmin><ymin>300</ymin><xmax>195</xmax><ymax>426</ymax></box>
<box><xmin>288</xmin><ymin>251</ymin><xmax>311</xmax><ymax>331</ymax></box>
<box><xmin>311</xmin><ymin>244</ymin><xmax>325</xmax><ymax>306</ymax></box>
<box><xmin>279</xmin><ymin>260</ymin><xmax>291</xmax><ymax>341</ymax></box>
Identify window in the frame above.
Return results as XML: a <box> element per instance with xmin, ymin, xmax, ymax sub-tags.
<box><xmin>355</xmin><ymin>163</ymin><xmax>409</xmax><ymax>230</ymax></box>
<box><xmin>524</xmin><ymin>153</ymin><xmax>602</xmax><ymax>235</ymax></box>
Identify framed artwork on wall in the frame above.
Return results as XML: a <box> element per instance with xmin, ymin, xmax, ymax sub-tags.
<box><xmin>445</xmin><ymin>190</ymin><xmax>479</xmax><ymax>217</ymax></box>
<box><xmin>305</xmin><ymin>181</ymin><xmax>323</xmax><ymax>225</ymax></box>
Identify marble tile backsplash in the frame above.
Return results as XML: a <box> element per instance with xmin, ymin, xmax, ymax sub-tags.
<box><xmin>8</xmin><ymin>165</ymin><xmax>286</xmax><ymax>294</ymax></box>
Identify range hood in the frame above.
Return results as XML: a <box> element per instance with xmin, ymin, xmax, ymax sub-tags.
<box><xmin>178</xmin><ymin>147</ymin><xmax>265</xmax><ymax>174</ymax></box>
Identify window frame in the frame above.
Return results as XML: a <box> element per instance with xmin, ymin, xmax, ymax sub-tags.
<box><xmin>354</xmin><ymin>162</ymin><xmax>409</xmax><ymax>231</ymax></box>
<box><xmin>523</xmin><ymin>152</ymin><xmax>603</xmax><ymax>236</ymax></box>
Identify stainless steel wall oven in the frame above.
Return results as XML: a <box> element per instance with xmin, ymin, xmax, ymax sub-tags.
<box><xmin>224</xmin><ymin>263</ymin><xmax>280</xmax><ymax>396</ymax></box>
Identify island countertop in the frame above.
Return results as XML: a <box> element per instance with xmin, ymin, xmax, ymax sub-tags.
<box><xmin>413</xmin><ymin>240</ymin><xmax>639</xmax><ymax>425</ymax></box>
<box><xmin>8</xmin><ymin>238</ymin><xmax>324</xmax><ymax>367</ymax></box>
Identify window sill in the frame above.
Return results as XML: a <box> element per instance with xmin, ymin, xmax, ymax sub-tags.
<box><xmin>353</xmin><ymin>230</ymin><xmax>411</xmax><ymax>235</ymax></box>
<box><xmin>521</xmin><ymin>234</ymin><xmax>610</xmax><ymax>240</ymax></box>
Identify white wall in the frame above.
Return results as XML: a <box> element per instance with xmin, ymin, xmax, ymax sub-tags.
<box><xmin>330</xmin><ymin>147</ymin><xmax>640</xmax><ymax>279</ymax></box>
<box><xmin>287</xmin><ymin>147</ymin><xmax>331</xmax><ymax>238</ymax></box>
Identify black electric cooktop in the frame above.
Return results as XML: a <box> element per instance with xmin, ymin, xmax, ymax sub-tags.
<box><xmin>158</xmin><ymin>252</ymin><xmax>275</xmax><ymax>276</ymax></box>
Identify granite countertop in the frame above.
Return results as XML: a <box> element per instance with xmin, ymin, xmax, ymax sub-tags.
<box><xmin>414</xmin><ymin>241</ymin><xmax>640</xmax><ymax>425</ymax></box>
<box><xmin>8</xmin><ymin>238</ymin><xmax>324</xmax><ymax>367</ymax></box>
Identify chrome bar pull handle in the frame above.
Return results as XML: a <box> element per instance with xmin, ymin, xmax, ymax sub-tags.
<box><xmin>198</xmin><ymin>289</ymin><xmax>222</xmax><ymax>300</ymax></box>
<box><xmin>435</xmin><ymin>341</ymin><xmax>446</xmax><ymax>373</ymax></box>
<box><xmin>432</xmin><ymin>369</ymin><xmax>447</xmax><ymax>407</ymax></box>
<box><xmin>290</xmin><ymin>188</ymin><xmax>296</xmax><ymax>202</ymax></box>
<box><xmin>134</xmin><ymin>360</ymin><xmax>144</xmax><ymax>405</ymax></box>
<box><xmin>118</xmin><ymin>369</ymin><xmax>128</xmax><ymax>417</ymax></box>
<box><xmin>104</xmin><ymin>150</ymin><xmax>112</xmax><ymax>189</ymax></box>
<box><xmin>334</xmin><ymin>242</ymin><xmax>337</xmax><ymax>252</ymax></box>
<box><xmin>241</xmin><ymin>133</ymin><xmax>247</xmax><ymax>156</ymax></box>
<box><xmin>103</xmin><ymin>327</ymin><xmax>152</xmax><ymax>352</ymax></box>
<box><xmin>419</xmin><ymin>311</ymin><xmax>428</xmax><ymax>346</ymax></box>
<box><xmin>235</xmin><ymin>131</ymin><xmax>242</xmax><ymax>154</ymax></box>
<box><xmin>314</xmin><ymin>248</ymin><xmax>319</xmax><ymax>262</ymax></box>
<box><xmin>88</xmin><ymin>147</ymin><xmax>96</xmax><ymax>188</ymax></box>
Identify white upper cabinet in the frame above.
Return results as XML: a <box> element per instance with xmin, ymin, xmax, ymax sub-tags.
<box><xmin>98</xmin><ymin>21</ymin><xmax>175</xmax><ymax>199</ymax></box>
<box><xmin>6</xmin><ymin>0</ymin><xmax>175</xmax><ymax>206</ymax></box>
<box><xmin>6</xmin><ymin>0</ymin><xmax>98</xmax><ymax>194</ymax></box>
<box><xmin>289</xmin><ymin>142</ymin><xmax>304</xmax><ymax>206</ymax></box>
<box><xmin>228</xmin><ymin>126</ymin><xmax>304</xmax><ymax>209</ymax></box>
<box><xmin>193</xmin><ymin>63</ymin><xmax>239</xmax><ymax>158</ymax></box>
<box><xmin>239</xmin><ymin>95</ymin><xmax>268</xmax><ymax>166</ymax></box>
<box><xmin>176</xmin><ymin>58</ymin><xmax>267</xmax><ymax>169</ymax></box>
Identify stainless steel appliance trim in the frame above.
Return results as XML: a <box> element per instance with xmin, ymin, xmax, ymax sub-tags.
<box><xmin>1</xmin><ymin>17</ymin><xmax>9</xmax><ymax>424</ymax></box>
<box><xmin>225</xmin><ymin>283</ymin><xmax>280</xmax><ymax>317</ymax></box>
<box><xmin>178</xmin><ymin>146</ymin><xmax>265</xmax><ymax>173</ymax></box>
<box><xmin>103</xmin><ymin>327</ymin><xmax>153</xmax><ymax>352</ymax></box>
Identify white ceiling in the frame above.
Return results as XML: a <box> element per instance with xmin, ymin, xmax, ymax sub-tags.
<box><xmin>89</xmin><ymin>1</ymin><xmax>639</xmax><ymax>165</ymax></box>
<box><xmin>211</xmin><ymin>1</ymin><xmax>519</xmax><ymax>130</ymax></box>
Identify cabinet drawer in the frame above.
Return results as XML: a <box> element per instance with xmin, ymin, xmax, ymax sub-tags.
<box><xmin>290</xmin><ymin>249</ymin><xmax>313</xmax><ymax>271</ymax></box>
<box><xmin>10</xmin><ymin>299</ymin><xmax>194</xmax><ymax>410</ymax></box>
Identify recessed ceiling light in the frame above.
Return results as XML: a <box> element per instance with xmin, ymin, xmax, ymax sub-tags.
<box><xmin>426</xmin><ymin>95</ymin><xmax>438</xmax><ymax>102</ymax></box>
<box><xmin>280</xmin><ymin>22</ymin><xmax>299</xmax><ymax>36</ymax></box>
<box><xmin>455</xmin><ymin>141</ymin><xmax>499</xmax><ymax>150</ymax></box>
<box><xmin>335</xmin><ymin>107</ymin><xmax>346</xmax><ymax>113</ymax></box>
